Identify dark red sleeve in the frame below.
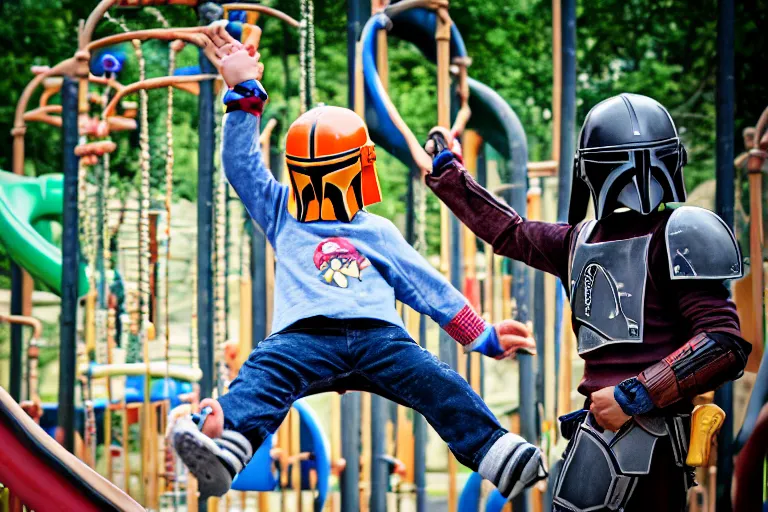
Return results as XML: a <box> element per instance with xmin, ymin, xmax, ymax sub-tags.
<box><xmin>637</xmin><ymin>232</ymin><xmax>750</xmax><ymax>408</ymax></box>
<box><xmin>425</xmin><ymin>159</ymin><xmax>574</xmax><ymax>280</ymax></box>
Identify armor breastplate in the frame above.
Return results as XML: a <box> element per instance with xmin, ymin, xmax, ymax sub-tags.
<box><xmin>569</xmin><ymin>222</ymin><xmax>651</xmax><ymax>355</ymax></box>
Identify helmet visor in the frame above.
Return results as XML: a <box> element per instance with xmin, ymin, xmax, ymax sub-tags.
<box><xmin>579</xmin><ymin>138</ymin><xmax>685</xmax><ymax>218</ymax></box>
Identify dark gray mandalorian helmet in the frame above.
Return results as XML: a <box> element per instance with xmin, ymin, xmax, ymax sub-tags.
<box><xmin>569</xmin><ymin>93</ymin><xmax>688</xmax><ymax>225</ymax></box>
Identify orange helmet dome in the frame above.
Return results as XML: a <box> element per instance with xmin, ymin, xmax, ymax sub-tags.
<box><xmin>284</xmin><ymin>106</ymin><xmax>382</xmax><ymax>223</ymax></box>
<box><xmin>286</xmin><ymin>106</ymin><xmax>370</xmax><ymax>160</ymax></box>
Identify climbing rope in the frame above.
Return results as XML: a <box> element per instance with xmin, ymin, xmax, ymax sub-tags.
<box><xmin>214</xmin><ymin>96</ymin><xmax>230</xmax><ymax>396</ymax></box>
<box><xmin>298</xmin><ymin>0</ymin><xmax>317</xmax><ymax>113</ymax></box>
<box><xmin>307</xmin><ymin>0</ymin><xmax>316</xmax><ymax>107</ymax></box>
<box><xmin>164</xmin><ymin>40</ymin><xmax>176</xmax><ymax>380</ymax></box>
<box><xmin>298</xmin><ymin>4</ymin><xmax>307</xmax><ymax>113</ymax></box>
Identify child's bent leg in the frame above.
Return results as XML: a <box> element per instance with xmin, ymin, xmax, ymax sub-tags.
<box><xmin>354</xmin><ymin>325</ymin><xmax>546</xmax><ymax>499</ymax></box>
<box><xmin>173</xmin><ymin>330</ymin><xmax>350</xmax><ymax>497</ymax></box>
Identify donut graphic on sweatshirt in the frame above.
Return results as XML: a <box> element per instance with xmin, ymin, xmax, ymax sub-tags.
<box><xmin>313</xmin><ymin>238</ymin><xmax>371</xmax><ymax>288</ymax></box>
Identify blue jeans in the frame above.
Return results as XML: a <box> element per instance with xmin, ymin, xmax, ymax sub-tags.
<box><xmin>218</xmin><ymin>317</ymin><xmax>507</xmax><ymax>470</ymax></box>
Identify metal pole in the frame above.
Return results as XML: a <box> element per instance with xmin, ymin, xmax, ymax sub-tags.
<box><xmin>715</xmin><ymin>1</ymin><xmax>736</xmax><ymax>230</ymax></box>
<box><xmin>250</xmin><ymin>220</ymin><xmax>267</xmax><ymax>345</ymax></box>
<box><xmin>414</xmin><ymin>315</ymin><xmax>428</xmax><ymax>512</ymax></box>
<box><xmin>58</xmin><ymin>76</ymin><xmax>80</xmax><ymax>453</ymax></box>
<box><xmin>554</xmin><ymin>0</ymin><xmax>577</xmax><ymax>419</ymax></box>
<box><xmin>196</xmin><ymin>4</ymin><xmax>221</xmax><ymax>506</ymax></box>
<box><xmin>340</xmin><ymin>393</ymin><xmax>361</xmax><ymax>512</ymax></box>
<box><xmin>347</xmin><ymin>0</ymin><xmax>370</xmax><ymax>109</ymax></box>
<box><xmin>340</xmin><ymin>3</ymin><xmax>369</xmax><ymax>511</ymax></box>
<box><xmin>556</xmin><ymin>0</ymin><xmax>577</xmax><ymax>225</ymax></box>
<box><xmin>477</xmin><ymin>145</ymin><xmax>487</xmax><ymax>400</ymax></box>
<box><xmin>714</xmin><ymin>0</ymin><xmax>735</xmax><ymax>509</ymax></box>
<box><xmin>534</xmin><ymin>267</ymin><xmax>546</xmax><ymax>412</ymax></box>
<box><xmin>405</xmin><ymin>173</ymin><xmax>428</xmax><ymax>512</ymax></box>
<box><xmin>9</xmin><ymin>263</ymin><xmax>23</xmax><ymax>402</ymax></box>
<box><xmin>197</xmin><ymin>1</ymin><xmax>221</xmax><ymax>404</ymax></box>
<box><xmin>369</xmin><ymin>394</ymin><xmax>388</xmax><ymax>512</ymax></box>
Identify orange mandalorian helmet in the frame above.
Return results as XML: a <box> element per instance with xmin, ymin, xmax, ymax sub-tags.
<box><xmin>285</xmin><ymin>106</ymin><xmax>382</xmax><ymax>222</ymax></box>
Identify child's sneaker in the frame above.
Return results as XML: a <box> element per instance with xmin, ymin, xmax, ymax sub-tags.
<box><xmin>171</xmin><ymin>412</ymin><xmax>253</xmax><ymax>498</ymax></box>
<box><xmin>478</xmin><ymin>433</ymin><xmax>549</xmax><ymax>499</ymax></box>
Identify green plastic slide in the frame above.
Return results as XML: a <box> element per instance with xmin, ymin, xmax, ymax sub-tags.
<box><xmin>0</xmin><ymin>169</ymin><xmax>88</xmax><ymax>297</ymax></box>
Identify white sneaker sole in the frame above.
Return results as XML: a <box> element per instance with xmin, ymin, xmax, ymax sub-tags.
<box><xmin>172</xmin><ymin>419</ymin><xmax>233</xmax><ymax>498</ymax></box>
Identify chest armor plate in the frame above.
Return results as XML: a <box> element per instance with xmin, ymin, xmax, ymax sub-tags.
<box><xmin>570</xmin><ymin>225</ymin><xmax>651</xmax><ymax>355</ymax></box>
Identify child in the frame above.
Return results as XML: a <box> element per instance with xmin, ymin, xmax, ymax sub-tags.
<box><xmin>171</xmin><ymin>25</ymin><xmax>546</xmax><ymax>500</ymax></box>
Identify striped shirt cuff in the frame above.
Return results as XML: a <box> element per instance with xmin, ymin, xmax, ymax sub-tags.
<box><xmin>443</xmin><ymin>304</ymin><xmax>487</xmax><ymax>346</ymax></box>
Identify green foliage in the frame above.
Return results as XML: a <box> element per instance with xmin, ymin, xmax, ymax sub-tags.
<box><xmin>0</xmin><ymin>0</ymin><xmax>765</xmax><ymax>267</ymax></box>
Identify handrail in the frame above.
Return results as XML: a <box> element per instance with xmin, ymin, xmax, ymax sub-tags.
<box><xmin>221</xmin><ymin>3</ymin><xmax>301</xmax><ymax>27</ymax></box>
<box><xmin>0</xmin><ymin>314</ymin><xmax>43</xmax><ymax>339</ymax></box>
<box><xmin>103</xmin><ymin>74</ymin><xmax>218</xmax><ymax>118</ymax></box>
<box><xmin>23</xmin><ymin>105</ymin><xmax>63</xmax><ymax>127</ymax></box>
<box><xmin>79</xmin><ymin>362</ymin><xmax>202</xmax><ymax>382</ymax></box>
<box><xmin>12</xmin><ymin>59</ymin><xmax>76</xmax><ymax>175</ymax></box>
<box><xmin>383</xmin><ymin>0</ymin><xmax>448</xmax><ymax>18</ymax></box>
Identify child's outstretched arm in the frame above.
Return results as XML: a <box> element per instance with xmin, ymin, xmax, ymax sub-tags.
<box><xmin>377</xmin><ymin>219</ymin><xmax>535</xmax><ymax>359</ymax></box>
<box><xmin>216</xmin><ymin>27</ymin><xmax>288</xmax><ymax>244</ymax></box>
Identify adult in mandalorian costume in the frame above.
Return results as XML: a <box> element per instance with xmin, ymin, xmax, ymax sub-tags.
<box><xmin>424</xmin><ymin>93</ymin><xmax>752</xmax><ymax>511</ymax></box>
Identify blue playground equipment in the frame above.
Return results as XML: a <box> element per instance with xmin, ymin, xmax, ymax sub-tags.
<box><xmin>458</xmin><ymin>472</ymin><xmax>508</xmax><ymax>512</ymax></box>
<box><xmin>232</xmin><ymin>399</ymin><xmax>331</xmax><ymax>512</ymax></box>
<box><xmin>37</xmin><ymin>376</ymin><xmax>193</xmax><ymax>445</ymax></box>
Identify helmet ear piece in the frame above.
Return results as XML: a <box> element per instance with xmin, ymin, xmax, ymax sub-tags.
<box><xmin>568</xmin><ymin>153</ymin><xmax>591</xmax><ymax>225</ymax></box>
<box><xmin>360</xmin><ymin>145</ymin><xmax>382</xmax><ymax>206</ymax></box>
<box><xmin>679</xmin><ymin>144</ymin><xmax>688</xmax><ymax>168</ymax></box>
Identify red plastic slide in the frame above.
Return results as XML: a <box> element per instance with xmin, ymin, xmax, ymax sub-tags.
<box><xmin>0</xmin><ymin>386</ymin><xmax>143</xmax><ymax>512</ymax></box>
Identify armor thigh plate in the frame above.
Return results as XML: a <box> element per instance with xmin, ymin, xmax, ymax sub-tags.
<box><xmin>553</xmin><ymin>414</ymin><xmax>667</xmax><ymax>511</ymax></box>
<box><xmin>570</xmin><ymin>234</ymin><xmax>651</xmax><ymax>355</ymax></box>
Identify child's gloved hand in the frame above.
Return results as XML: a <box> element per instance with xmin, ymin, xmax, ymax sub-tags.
<box><xmin>198</xmin><ymin>398</ymin><xmax>225</xmax><ymax>439</ymax></box>
<box><xmin>203</xmin><ymin>21</ymin><xmax>264</xmax><ymax>88</ymax></box>
<box><xmin>494</xmin><ymin>319</ymin><xmax>536</xmax><ymax>358</ymax></box>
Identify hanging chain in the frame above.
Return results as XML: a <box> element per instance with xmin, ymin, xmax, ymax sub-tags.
<box><xmin>307</xmin><ymin>0</ymin><xmax>317</xmax><ymax>107</ymax></box>
<box><xmin>164</xmin><ymin>43</ymin><xmax>176</xmax><ymax>371</ymax></box>
<box><xmin>299</xmin><ymin>0</ymin><xmax>308</xmax><ymax>114</ymax></box>
<box><xmin>213</xmin><ymin>97</ymin><xmax>230</xmax><ymax>396</ymax></box>
<box><xmin>133</xmin><ymin>38</ymin><xmax>151</xmax><ymax>349</ymax></box>
<box><xmin>103</xmin><ymin>11</ymin><xmax>130</xmax><ymax>357</ymax></box>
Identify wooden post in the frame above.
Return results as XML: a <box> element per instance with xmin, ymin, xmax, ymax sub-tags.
<box><xmin>360</xmin><ymin>392</ymin><xmax>372</xmax><ymax>512</ymax></box>
<box><xmin>551</xmin><ymin>0</ymin><xmax>562</xmax><ymax>165</ymax></box>
<box><xmin>747</xmin><ymin>160</ymin><xmax>764</xmax><ymax>352</ymax></box>
<box><xmin>462</xmin><ymin>131</ymin><xmax>484</xmax><ymax>395</ymax></box>
<box><xmin>745</xmin><ymin>109</ymin><xmax>768</xmax><ymax>369</ymax></box>
<box><xmin>542</xmin><ymin>179</ymin><xmax>558</xmax><ymax>426</ymax></box>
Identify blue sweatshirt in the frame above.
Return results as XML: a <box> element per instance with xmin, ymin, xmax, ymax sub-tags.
<box><xmin>222</xmin><ymin>84</ymin><xmax>502</xmax><ymax>354</ymax></box>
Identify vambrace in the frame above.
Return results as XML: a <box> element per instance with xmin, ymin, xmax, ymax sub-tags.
<box><xmin>637</xmin><ymin>332</ymin><xmax>751</xmax><ymax>409</ymax></box>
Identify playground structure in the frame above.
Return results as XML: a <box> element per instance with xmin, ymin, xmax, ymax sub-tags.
<box><xmin>0</xmin><ymin>1</ymin><xmax>765</xmax><ymax>512</ymax></box>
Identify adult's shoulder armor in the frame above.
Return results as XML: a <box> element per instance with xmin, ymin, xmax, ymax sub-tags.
<box><xmin>665</xmin><ymin>206</ymin><xmax>743</xmax><ymax>280</ymax></box>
